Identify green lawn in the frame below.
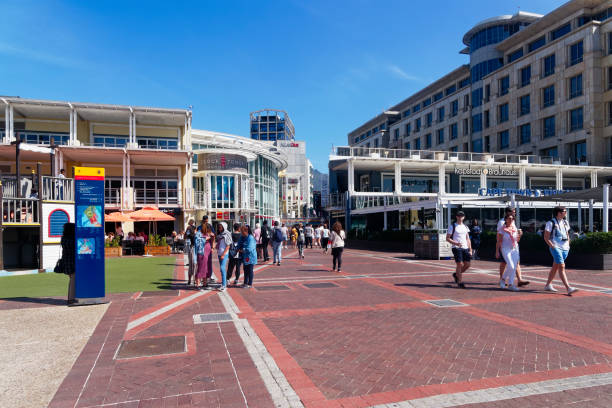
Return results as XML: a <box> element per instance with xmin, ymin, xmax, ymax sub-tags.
<box><xmin>0</xmin><ymin>256</ymin><xmax>177</xmax><ymax>299</ymax></box>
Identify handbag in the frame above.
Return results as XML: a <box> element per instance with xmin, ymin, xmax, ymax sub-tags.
<box><xmin>54</xmin><ymin>258</ymin><xmax>65</xmax><ymax>274</ymax></box>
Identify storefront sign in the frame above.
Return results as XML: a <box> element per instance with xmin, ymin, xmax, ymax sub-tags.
<box><xmin>198</xmin><ymin>153</ymin><xmax>247</xmax><ymax>172</ymax></box>
<box><xmin>454</xmin><ymin>167</ymin><xmax>517</xmax><ymax>176</ymax></box>
<box><xmin>478</xmin><ymin>188</ymin><xmax>572</xmax><ymax>197</ymax></box>
<box><xmin>74</xmin><ymin>167</ymin><xmax>105</xmax><ymax>300</ymax></box>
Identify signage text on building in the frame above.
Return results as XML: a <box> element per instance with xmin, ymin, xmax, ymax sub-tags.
<box><xmin>198</xmin><ymin>153</ymin><xmax>248</xmax><ymax>172</ymax></box>
<box><xmin>454</xmin><ymin>167</ymin><xmax>517</xmax><ymax>176</ymax></box>
<box><xmin>478</xmin><ymin>188</ymin><xmax>572</xmax><ymax>197</ymax></box>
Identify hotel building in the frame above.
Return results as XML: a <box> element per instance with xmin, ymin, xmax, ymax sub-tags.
<box><xmin>349</xmin><ymin>0</ymin><xmax>612</xmax><ymax>167</ymax></box>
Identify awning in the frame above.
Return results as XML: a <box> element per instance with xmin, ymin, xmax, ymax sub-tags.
<box><xmin>128</xmin><ymin>206</ymin><xmax>175</xmax><ymax>221</ymax></box>
<box><xmin>479</xmin><ymin>186</ymin><xmax>608</xmax><ymax>203</ymax></box>
<box><xmin>105</xmin><ymin>212</ymin><xmax>132</xmax><ymax>222</ymax></box>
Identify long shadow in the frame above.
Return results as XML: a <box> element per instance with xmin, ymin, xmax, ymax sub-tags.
<box><xmin>395</xmin><ymin>282</ymin><xmax>539</xmax><ymax>292</ymax></box>
<box><xmin>0</xmin><ymin>297</ymin><xmax>67</xmax><ymax>306</ymax></box>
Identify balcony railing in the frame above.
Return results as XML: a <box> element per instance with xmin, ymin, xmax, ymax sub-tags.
<box><xmin>41</xmin><ymin>176</ymin><xmax>74</xmax><ymax>202</ymax></box>
<box><xmin>134</xmin><ymin>189</ymin><xmax>179</xmax><ymax>206</ymax></box>
<box><xmin>352</xmin><ymin>195</ymin><xmax>415</xmax><ymax>211</ymax></box>
<box><xmin>193</xmin><ymin>191</ymin><xmax>208</xmax><ymax>208</ymax></box>
<box><xmin>2</xmin><ymin>198</ymin><xmax>39</xmax><ymax>224</ymax></box>
<box><xmin>334</xmin><ymin>146</ymin><xmax>567</xmax><ymax>165</ymax></box>
<box><xmin>327</xmin><ymin>193</ymin><xmax>347</xmax><ymax>208</ymax></box>
<box><xmin>105</xmin><ymin>188</ymin><xmax>122</xmax><ymax>205</ymax></box>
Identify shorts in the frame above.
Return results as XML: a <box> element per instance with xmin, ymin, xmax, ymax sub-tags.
<box><xmin>549</xmin><ymin>247</ymin><xmax>569</xmax><ymax>264</ymax></box>
<box><xmin>452</xmin><ymin>248</ymin><xmax>471</xmax><ymax>264</ymax></box>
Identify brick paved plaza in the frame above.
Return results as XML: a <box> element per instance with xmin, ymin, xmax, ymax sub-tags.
<box><xmin>3</xmin><ymin>248</ymin><xmax>611</xmax><ymax>407</ymax></box>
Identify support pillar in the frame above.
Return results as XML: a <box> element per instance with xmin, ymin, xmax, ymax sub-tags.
<box><xmin>438</xmin><ymin>163</ymin><xmax>446</xmax><ymax>195</ymax></box>
<box><xmin>555</xmin><ymin>169</ymin><xmax>563</xmax><ymax>191</ymax></box>
<box><xmin>347</xmin><ymin>159</ymin><xmax>355</xmax><ymax>194</ymax></box>
<box><xmin>37</xmin><ymin>163</ymin><xmax>43</xmax><ymax>271</ymax></box>
<box><xmin>578</xmin><ymin>201</ymin><xmax>582</xmax><ymax>232</ymax></box>
<box><xmin>122</xmin><ymin>154</ymin><xmax>127</xmax><ymax>210</ymax></box>
<box><xmin>480</xmin><ymin>169</ymin><xmax>487</xmax><ymax>191</ymax></box>
<box><xmin>8</xmin><ymin>105</ymin><xmax>14</xmax><ymax>142</ymax></box>
<box><xmin>519</xmin><ymin>167</ymin><xmax>526</xmax><ymax>190</ymax></box>
<box><xmin>589</xmin><ymin>199</ymin><xmax>594</xmax><ymax>232</ymax></box>
<box><xmin>604</xmin><ymin>184</ymin><xmax>609</xmax><ymax>233</ymax></box>
<box><xmin>394</xmin><ymin>161</ymin><xmax>401</xmax><ymax>194</ymax></box>
<box><xmin>591</xmin><ymin>170</ymin><xmax>598</xmax><ymax>188</ymax></box>
<box><xmin>383</xmin><ymin>211</ymin><xmax>388</xmax><ymax>231</ymax></box>
<box><xmin>446</xmin><ymin>200</ymin><xmax>452</xmax><ymax>230</ymax></box>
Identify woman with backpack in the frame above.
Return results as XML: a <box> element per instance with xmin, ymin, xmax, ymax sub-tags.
<box><xmin>227</xmin><ymin>223</ymin><xmax>243</xmax><ymax>286</ymax></box>
<box><xmin>240</xmin><ymin>224</ymin><xmax>257</xmax><ymax>288</ymax></box>
<box><xmin>271</xmin><ymin>220</ymin><xmax>284</xmax><ymax>266</ymax></box>
<box><xmin>329</xmin><ymin>222</ymin><xmax>346</xmax><ymax>272</ymax></box>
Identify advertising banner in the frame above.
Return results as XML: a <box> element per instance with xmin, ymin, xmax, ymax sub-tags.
<box><xmin>74</xmin><ymin>167</ymin><xmax>105</xmax><ymax>301</ymax></box>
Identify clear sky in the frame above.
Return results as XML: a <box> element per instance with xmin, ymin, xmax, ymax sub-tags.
<box><xmin>1</xmin><ymin>0</ymin><xmax>562</xmax><ymax>172</ymax></box>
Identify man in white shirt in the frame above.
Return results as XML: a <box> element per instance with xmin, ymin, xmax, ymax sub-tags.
<box><xmin>446</xmin><ymin>211</ymin><xmax>471</xmax><ymax>288</ymax></box>
<box><xmin>544</xmin><ymin>206</ymin><xmax>578</xmax><ymax>295</ymax></box>
<box><xmin>496</xmin><ymin>207</ymin><xmax>529</xmax><ymax>287</ymax></box>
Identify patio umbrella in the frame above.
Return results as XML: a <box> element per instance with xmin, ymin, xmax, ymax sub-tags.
<box><xmin>128</xmin><ymin>206</ymin><xmax>175</xmax><ymax>235</ymax></box>
<box><xmin>105</xmin><ymin>211</ymin><xmax>132</xmax><ymax>222</ymax></box>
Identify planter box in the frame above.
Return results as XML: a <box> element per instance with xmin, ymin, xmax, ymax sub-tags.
<box><xmin>145</xmin><ymin>245</ymin><xmax>171</xmax><ymax>256</ymax></box>
<box><xmin>479</xmin><ymin>246</ymin><xmax>612</xmax><ymax>270</ymax></box>
<box><xmin>105</xmin><ymin>246</ymin><xmax>122</xmax><ymax>257</ymax></box>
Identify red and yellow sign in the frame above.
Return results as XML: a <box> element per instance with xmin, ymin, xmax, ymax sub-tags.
<box><xmin>74</xmin><ymin>167</ymin><xmax>105</xmax><ymax>181</ymax></box>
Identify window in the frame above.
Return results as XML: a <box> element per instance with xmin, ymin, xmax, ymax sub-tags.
<box><xmin>470</xmin><ymin>58</ymin><xmax>503</xmax><ymax>82</ymax></box>
<box><xmin>415</xmin><ymin>137</ymin><xmax>421</xmax><ymax>150</ymax></box>
<box><xmin>573</xmin><ymin>141</ymin><xmax>587</xmax><ymax>163</ymax></box>
<box><xmin>458</xmin><ymin>77</ymin><xmax>470</xmax><ymax>88</ymax></box>
<box><xmin>464</xmin><ymin>94</ymin><xmax>470</xmax><ymax>110</ymax></box>
<box><xmin>543</xmin><ymin>54</ymin><xmax>555</xmax><ymax>77</ymax></box>
<box><xmin>485</xmin><ymin>84</ymin><xmax>490</xmax><ymax>101</ymax></box>
<box><xmin>608</xmin><ymin>32</ymin><xmax>612</xmax><ymax>55</ymax></box>
<box><xmin>540</xmin><ymin>146</ymin><xmax>558</xmax><ymax>158</ymax></box>
<box><xmin>569</xmin><ymin>107</ymin><xmax>583</xmax><ymax>131</ymax></box>
<box><xmin>374</xmin><ymin>138</ymin><xmax>379</xmax><ymax>147</ymax></box>
<box><xmin>484</xmin><ymin>135</ymin><xmax>490</xmax><ymax>152</ymax></box>
<box><xmin>415</xmin><ymin>118</ymin><xmax>421</xmax><ymax>132</ymax></box>
<box><xmin>550</xmin><ymin>22</ymin><xmax>571</xmax><ymax>41</ymax></box>
<box><xmin>22</xmin><ymin>131</ymin><xmax>69</xmax><ymax>146</ymax></box>
<box><xmin>450</xmin><ymin>123</ymin><xmax>458</xmax><ymax>139</ymax></box>
<box><xmin>437</xmin><ymin>106</ymin><xmax>445</xmax><ymax>122</ymax></box>
<box><xmin>373</xmin><ymin>126</ymin><xmax>378</xmax><ymax>133</ymax></box>
<box><xmin>519</xmin><ymin>94</ymin><xmax>530</xmax><ymax>116</ymax></box>
<box><xmin>433</xmin><ymin>92</ymin><xmax>443</xmax><ymax>102</ymax></box>
<box><xmin>471</xmin><ymin>113</ymin><xmax>483</xmax><ymax>133</ymax></box>
<box><xmin>137</xmin><ymin>137</ymin><xmax>178</xmax><ymax>149</ymax></box>
<box><xmin>367</xmin><ymin>130</ymin><xmax>372</xmax><ymax>137</ymax></box>
<box><xmin>451</xmin><ymin>100</ymin><xmax>458</xmax><ymax>116</ymax></box>
<box><xmin>394</xmin><ymin>128</ymin><xmax>399</xmax><ymax>140</ymax></box>
<box><xmin>484</xmin><ymin>110</ymin><xmax>490</xmax><ymax>128</ymax></box>
<box><xmin>499</xmin><ymin>76</ymin><xmax>509</xmax><ymax>95</ymax></box>
<box><xmin>463</xmin><ymin>118</ymin><xmax>469</xmax><ymax>135</ymax></box>
<box><xmin>437</xmin><ymin>128</ymin><xmax>444</xmax><ymax>144</ymax></box>
<box><xmin>380</xmin><ymin>123</ymin><xmax>386</xmax><ymax>130</ymax></box>
<box><xmin>468</xmin><ymin>23</ymin><xmax>523</xmax><ymax>53</ymax></box>
<box><xmin>609</xmin><ymin>102</ymin><xmax>612</xmax><ymax>125</ymax></box>
<box><xmin>542</xmin><ymin>85</ymin><xmax>555</xmax><ymax>108</ymax></box>
<box><xmin>499</xmin><ymin>130</ymin><xmax>510</xmax><ymax>149</ymax></box>
<box><xmin>425</xmin><ymin>134</ymin><xmax>432</xmax><ymax>148</ymax></box>
<box><xmin>450</xmin><ymin>146</ymin><xmax>458</xmax><ymax>152</ymax></box>
<box><xmin>405</xmin><ymin>123</ymin><xmax>411</xmax><ymax>136</ymax></box>
<box><xmin>528</xmin><ymin>36</ymin><xmax>546</xmax><ymax>52</ymax></box>
<box><xmin>445</xmin><ymin>85</ymin><xmax>456</xmax><ymax>95</ymax></box>
<box><xmin>472</xmin><ymin>88</ymin><xmax>483</xmax><ymax>107</ymax></box>
<box><xmin>354</xmin><ymin>136</ymin><xmax>359</xmax><ymax>144</ymax></box>
<box><xmin>423</xmin><ymin>98</ymin><xmax>432</xmax><ymax>107</ymax></box>
<box><xmin>520</xmin><ymin>65</ymin><xmax>531</xmax><ymax>87</ymax></box>
<box><xmin>49</xmin><ymin>210</ymin><xmax>69</xmax><ymax>237</ymax></box>
<box><xmin>519</xmin><ymin>124</ymin><xmax>531</xmax><ymax>144</ymax></box>
<box><xmin>508</xmin><ymin>48</ymin><xmax>524</xmax><ymax>63</ymax></box>
<box><xmin>405</xmin><ymin>142</ymin><xmax>411</xmax><ymax>150</ymax></box>
<box><xmin>426</xmin><ymin>112</ymin><xmax>433</xmax><ymax>127</ymax></box>
<box><xmin>569</xmin><ymin>74</ymin><xmax>583</xmax><ymax>99</ymax></box>
<box><xmin>569</xmin><ymin>41</ymin><xmax>583</xmax><ymax>66</ymax></box>
<box><xmin>413</xmin><ymin>104</ymin><xmax>421</xmax><ymax>113</ymax></box>
<box><xmin>403</xmin><ymin>110</ymin><xmax>410</xmax><ymax>118</ymax></box>
<box><xmin>543</xmin><ymin>116</ymin><xmax>555</xmax><ymax>139</ymax></box>
<box><xmin>472</xmin><ymin>139</ymin><xmax>483</xmax><ymax>153</ymax></box>
<box><xmin>608</xmin><ymin>66</ymin><xmax>612</xmax><ymax>90</ymax></box>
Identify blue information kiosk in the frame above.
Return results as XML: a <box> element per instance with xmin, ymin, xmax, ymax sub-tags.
<box><xmin>74</xmin><ymin>167</ymin><xmax>106</xmax><ymax>304</ymax></box>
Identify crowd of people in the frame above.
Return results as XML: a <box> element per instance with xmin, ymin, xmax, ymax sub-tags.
<box><xmin>184</xmin><ymin>217</ymin><xmax>346</xmax><ymax>291</ymax></box>
<box><xmin>446</xmin><ymin>205</ymin><xmax>579</xmax><ymax>295</ymax></box>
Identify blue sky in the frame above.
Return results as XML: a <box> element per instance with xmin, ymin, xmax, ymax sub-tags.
<box><xmin>1</xmin><ymin>0</ymin><xmax>561</xmax><ymax>171</ymax></box>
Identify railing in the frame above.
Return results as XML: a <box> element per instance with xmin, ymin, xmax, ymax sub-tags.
<box><xmin>193</xmin><ymin>191</ymin><xmax>208</xmax><ymax>208</ymax></box>
<box><xmin>41</xmin><ymin>176</ymin><xmax>74</xmax><ymax>202</ymax></box>
<box><xmin>133</xmin><ymin>189</ymin><xmax>179</xmax><ymax>206</ymax></box>
<box><xmin>105</xmin><ymin>188</ymin><xmax>122</xmax><ymax>205</ymax></box>
<box><xmin>2</xmin><ymin>198</ymin><xmax>39</xmax><ymax>224</ymax></box>
<box><xmin>1</xmin><ymin>176</ymin><xmax>21</xmax><ymax>198</ymax></box>
<box><xmin>334</xmin><ymin>146</ymin><xmax>568</xmax><ymax>165</ymax></box>
<box><xmin>352</xmin><ymin>195</ymin><xmax>415</xmax><ymax>211</ymax></box>
<box><xmin>327</xmin><ymin>193</ymin><xmax>346</xmax><ymax>208</ymax></box>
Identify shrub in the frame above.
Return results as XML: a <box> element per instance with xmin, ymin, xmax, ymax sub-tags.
<box><xmin>105</xmin><ymin>236</ymin><xmax>121</xmax><ymax>248</ymax></box>
<box><xmin>570</xmin><ymin>232</ymin><xmax>612</xmax><ymax>254</ymax></box>
<box><xmin>147</xmin><ymin>234</ymin><xmax>167</xmax><ymax>247</ymax></box>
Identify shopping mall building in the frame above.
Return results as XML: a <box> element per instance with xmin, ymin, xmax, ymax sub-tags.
<box><xmin>0</xmin><ymin>97</ymin><xmax>287</xmax><ymax>272</ymax></box>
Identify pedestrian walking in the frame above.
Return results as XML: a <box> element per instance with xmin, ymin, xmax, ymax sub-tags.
<box><xmin>496</xmin><ymin>214</ymin><xmax>522</xmax><ymax>291</ymax></box>
<box><xmin>272</xmin><ymin>220</ymin><xmax>284</xmax><ymax>265</ymax></box>
<box><xmin>184</xmin><ymin>219</ymin><xmax>197</xmax><ymax>286</ymax></box>
<box><xmin>281</xmin><ymin>223</ymin><xmax>289</xmax><ymax>249</ymax></box>
<box><xmin>470</xmin><ymin>218</ymin><xmax>481</xmax><ymax>260</ymax></box>
<box><xmin>497</xmin><ymin>207</ymin><xmax>529</xmax><ymax>287</ymax></box>
<box><xmin>254</xmin><ymin>222</ymin><xmax>262</xmax><ymax>259</ymax></box>
<box><xmin>290</xmin><ymin>225</ymin><xmax>298</xmax><ymax>248</ymax></box>
<box><xmin>321</xmin><ymin>223</ymin><xmax>330</xmax><ymax>253</ymax></box>
<box><xmin>544</xmin><ymin>206</ymin><xmax>578</xmax><ymax>295</ymax></box>
<box><xmin>296</xmin><ymin>223</ymin><xmax>305</xmax><ymax>258</ymax></box>
<box><xmin>215</xmin><ymin>222</ymin><xmax>232</xmax><ymax>291</ymax></box>
<box><xmin>261</xmin><ymin>220</ymin><xmax>271</xmax><ymax>262</ymax></box>
<box><xmin>227</xmin><ymin>223</ymin><xmax>243</xmax><ymax>286</ymax></box>
<box><xmin>314</xmin><ymin>225</ymin><xmax>321</xmax><ymax>247</ymax></box>
<box><xmin>305</xmin><ymin>224</ymin><xmax>314</xmax><ymax>248</ymax></box>
<box><xmin>329</xmin><ymin>221</ymin><xmax>345</xmax><ymax>272</ymax></box>
<box><xmin>446</xmin><ymin>211</ymin><xmax>471</xmax><ymax>288</ymax></box>
<box><xmin>195</xmin><ymin>222</ymin><xmax>214</xmax><ymax>290</ymax></box>
<box><xmin>240</xmin><ymin>225</ymin><xmax>257</xmax><ymax>288</ymax></box>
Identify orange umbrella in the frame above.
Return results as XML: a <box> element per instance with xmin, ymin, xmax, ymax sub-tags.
<box><xmin>128</xmin><ymin>206</ymin><xmax>175</xmax><ymax>221</ymax></box>
<box><xmin>105</xmin><ymin>211</ymin><xmax>132</xmax><ymax>222</ymax></box>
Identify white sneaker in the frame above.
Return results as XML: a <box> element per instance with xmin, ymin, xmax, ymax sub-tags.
<box><xmin>567</xmin><ymin>287</ymin><xmax>579</xmax><ymax>295</ymax></box>
<box><xmin>544</xmin><ymin>284</ymin><xmax>558</xmax><ymax>292</ymax></box>
<box><xmin>499</xmin><ymin>279</ymin><xmax>506</xmax><ymax>289</ymax></box>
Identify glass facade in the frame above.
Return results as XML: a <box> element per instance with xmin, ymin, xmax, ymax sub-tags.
<box><xmin>543</xmin><ymin>116</ymin><xmax>555</xmax><ymax>139</ymax></box>
<box><xmin>569</xmin><ymin>74</ymin><xmax>583</xmax><ymax>99</ymax></box>
<box><xmin>250</xmin><ymin>111</ymin><xmax>294</xmax><ymax>141</ymax></box>
<box><xmin>471</xmin><ymin>58</ymin><xmax>503</xmax><ymax>83</ymax></box>
<box><xmin>249</xmin><ymin>156</ymin><xmax>280</xmax><ymax>219</ymax></box>
<box><xmin>543</xmin><ymin>85</ymin><xmax>555</xmax><ymax>107</ymax></box>
<box><xmin>468</xmin><ymin>23</ymin><xmax>523</xmax><ymax>53</ymax></box>
<box><xmin>543</xmin><ymin>54</ymin><xmax>555</xmax><ymax>77</ymax></box>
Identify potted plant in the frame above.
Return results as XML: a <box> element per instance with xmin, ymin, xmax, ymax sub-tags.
<box><xmin>104</xmin><ymin>236</ymin><xmax>122</xmax><ymax>257</ymax></box>
<box><xmin>145</xmin><ymin>234</ymin><xmax>171</xmax><ymax>256</ymax></box>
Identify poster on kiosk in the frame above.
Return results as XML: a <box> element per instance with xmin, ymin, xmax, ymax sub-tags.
<box><xmin>74</xmin><ymin>167</ymin><xmax>106</xmax><ymax>303</ymax></box>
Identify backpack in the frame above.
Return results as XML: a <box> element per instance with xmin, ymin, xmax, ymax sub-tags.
<box><xmin>549</xmin><ymin>218</ymin><xmax>570</xmax><ymax>240</ymax></box>
<box><xmin>450</xmin><ymin>222</ymin><xmax>457</xmax><ymax>238</ymax></box>
<box><xmin>261</xmin><ymin>226</ymin><xmax>269</xmax><ymax>240</ymax></box>
<box><xmin>229</xmin><ymin>240</ymin><xmax>239</xmax><ymax>258</ymax></box>
<box><xmin>298</xmin><ymin>229</ymin><xmax>305</xmax><ymax>243</ymax></box>
<box><xmin>273</xmin><ymin>228</ymin><xmax>284</xmax><ymax>243</ymax></box>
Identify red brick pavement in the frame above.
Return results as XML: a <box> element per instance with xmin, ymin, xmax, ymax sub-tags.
<box><xmin>34</xmin><ymin>249</ymin><xmax>612</xmax><ymax>407</ymax></box>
